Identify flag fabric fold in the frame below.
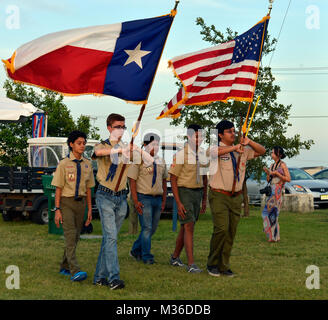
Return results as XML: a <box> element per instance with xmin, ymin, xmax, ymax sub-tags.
<box><xmin>3</xmin><ymin>13</ymin><xmax>174</xmax><ymax>104</ymax></box>
<box><xmin>157</xmin><ymin>16</ymin><xmax>270</xmax><ymax>119</ymax></box>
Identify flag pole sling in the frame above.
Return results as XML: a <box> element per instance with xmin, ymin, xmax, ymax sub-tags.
<box><xmin>114</xmin><ymin>1</ymin><xmax>180</xmax><ymax>192</ymax></box>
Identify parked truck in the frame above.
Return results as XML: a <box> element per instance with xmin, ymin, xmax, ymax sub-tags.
<box><xmin>0</xmin><ymin>137</ymin><xmax>99</xmax><ymax>224</ymax></box>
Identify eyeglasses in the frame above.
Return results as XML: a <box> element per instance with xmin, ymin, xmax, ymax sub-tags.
<box><xmin>112</xmin><ymin>125</ymin><xmax>127</xmax><ymax>130</ymax></box>
<box><xmin>223</xmin><ymin>129</ymin><xmax>235</xmax><ymax>134</ymax></box>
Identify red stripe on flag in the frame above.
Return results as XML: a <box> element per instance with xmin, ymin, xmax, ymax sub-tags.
<box><xmin>8</xmin><ymin>45</ymin><xmax>113</xmax><ymax>94</ymax></box>
<box><xmin>222</xmin><ymin>65</ymin><xmax>258</xmax><ymax>75</ymax></box>
<box><xmin>172</xmin><ymin>46</ymin><xmax>234</xmax><ymax>69</ymax></box>
<box><xmin>189</xmin><ymin>78</ymin><xmax>256</xmax><ymax>92</ymax></box>
<box><xmin>179</xmin><ymin>59</ymin><xmax>232</xmax><ymax>81</ymax></box>
<box><xmin>186</xmin><ymin>90</ymin><xmax>253</xmax><ymax>104</ymax></box>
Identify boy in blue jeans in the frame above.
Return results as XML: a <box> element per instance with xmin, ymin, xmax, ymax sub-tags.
<box><xmin>128</xmin><ymin>133</ymin><xmax>167</xmax><ymax>264</ymax></box>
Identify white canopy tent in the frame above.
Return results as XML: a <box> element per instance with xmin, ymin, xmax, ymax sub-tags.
<box><xmin>0</xmin><ymin>97</ymin><xmax>41</xmax><ymax>122</ymax></box>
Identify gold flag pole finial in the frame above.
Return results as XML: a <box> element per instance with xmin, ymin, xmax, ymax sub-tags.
<box><xmin>268</xmin><ymin>0</ymin><xmax>274</xmax><ymax>16</ymax></box>
<box><xmin>171</xmin><ymin>0</ymin><xmax>180</xmax><ymax>16</ymax></box>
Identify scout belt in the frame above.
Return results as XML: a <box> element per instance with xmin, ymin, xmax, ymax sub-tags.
<box><xmin>211</xmin><ymin>188</ymin><xmax>243</xmax><ymax>197</ymax></box>
<box><xmin>98</xmin><ymin>184</ymin><xmax>129</xmax><ymax>196</ymax></box>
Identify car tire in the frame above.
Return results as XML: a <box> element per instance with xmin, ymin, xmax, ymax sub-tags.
<box><xmin>32</xmin><ymin>202</ymin><xmax>49</xmax><ymax>225</ymax></box>
<box><xmin>2</xmin><ymin>211</ymin><xmax>13</xmax><ymax>222</ymax></box>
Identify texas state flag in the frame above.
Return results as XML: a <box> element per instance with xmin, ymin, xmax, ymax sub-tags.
<box><xmin>2</xmin><ymin>13</ymin><xmax>174</xmax><ymax>104</ymax></box>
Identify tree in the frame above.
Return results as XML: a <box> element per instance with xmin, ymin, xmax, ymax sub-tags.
<box><xmin>170</xmin><ymin>18</ymin><xmax>314</xmax><ymax>216</ymax></box>
<box><xmin>0</xmin><ymin>80</ymin><xmax>100</xmax><ymax>166</ymax></box>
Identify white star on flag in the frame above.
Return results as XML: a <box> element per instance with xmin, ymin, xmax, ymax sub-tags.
<box><xmin>124</xmin><ymin>42</ymin><xmax>151</xmax><ymax>69</ymax></box>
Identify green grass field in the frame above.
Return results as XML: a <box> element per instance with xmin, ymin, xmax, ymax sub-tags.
<box><xmin>0</xmin><ymin>207</ymin><xmax>327</xmax><ymax>300</ymax></box>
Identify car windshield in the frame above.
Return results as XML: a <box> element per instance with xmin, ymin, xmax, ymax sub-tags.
<box><xmin>313</xmin><ymin>170</ymin><xmax>328</xmax><ymax>179</ymax></box>
<box><xmin>289</xmin><ymin>168</ymin><xmax>314</xmax><ymax>180</ymax></box>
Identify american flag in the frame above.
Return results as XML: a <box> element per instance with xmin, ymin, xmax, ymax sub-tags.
<box><xmin>32</xmin><ymin>112</ymin><xmax>45</xmax><ymax>138</ymax></box>
<box><xmin>157</xmin><ymin>16</ymin><xmax>270</xmax><ymax>119</ymax></box>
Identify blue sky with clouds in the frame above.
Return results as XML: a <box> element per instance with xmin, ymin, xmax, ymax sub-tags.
<box><xmin>0</xmin><ymin>0</ymin><xmax>327</xmax><ymax>167</ymax></box>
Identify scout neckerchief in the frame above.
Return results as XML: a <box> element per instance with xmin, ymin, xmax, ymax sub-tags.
<box><xmin>151</xmin><ymin>156</ymin><xmax>158</xmax><ymax>187</ymax></box>
<box><xmin>103</xmin><ymin>139</ymin><xmax>120</xmax><ymax>182</ymax></box>
<box><xmin>142</xmin><ymin>146</ymin><xmax>158</xmax><ymax>188</ymax></box>
<box><xmin>67</xmin><ymin>153</ymin><xmax>83</xmax><ymax>200</ymax></box>
<box><xmin>218</xmin><ymin>141</ymin><xmax>240</xmax><ymax>192</ymax></box>
<box><xmin>230</xmin><ymin>152</ymin><xmax>240</xmax><ymax>183</ymax></box>
<box><xmin>187</xmin><ymin>142</ymin><xmax>200</xmax><ymax>185</ymax></box>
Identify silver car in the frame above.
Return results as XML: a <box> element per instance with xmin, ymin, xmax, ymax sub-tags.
<box><xmin>247</xmin><ymin>167</ymin><xmax>328</xmax><ymax>208</ymax></box>
<box><xmin>312</xmin><ymin>168</ymin><xmax>328</xmax><ymax>182</ymax></box>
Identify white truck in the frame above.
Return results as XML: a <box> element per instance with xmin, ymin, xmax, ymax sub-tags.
<box><xmin>0</xmin><ymin>137</ymin><xmax>98</xmax><ymax>224</ymax></box>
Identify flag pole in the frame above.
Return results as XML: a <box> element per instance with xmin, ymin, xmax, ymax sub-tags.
<box><xmin>232</xmin><ymin>12</ymin><xmax>270</xmax><ymax>194</ymax></box>
<box><xmin>114</xmin><ymin>1</ymin><xmax>180</xmax><ymax>192</ymax></box>
<box><xmin>268</xmin><ymin>0</ymin><xmax>274</xmax><ymax>16</ymax></box>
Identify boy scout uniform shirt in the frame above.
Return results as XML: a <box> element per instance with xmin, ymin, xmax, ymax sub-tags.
<box><xmin>94</xmin><ymin>139</ymin><xmax>138</xmax><ymax>192</ymax></box>
<box><xmin>51</xmin><ymin>153</ymin><xmax>95</xmax><ymax>197</ymax></box>
<box><xmin>208</xmin><ymin>141</ymin><xmax>255</xmax><ymax>192</ymax></box>
<box><xmin>168</xmin><ymin>143</ymin><xmax>208</xmax><ymax>189</ymax></box>
<box><xmin>127</xmin><ymin>156</ymin><xmax>168</xmax><ymax>196</ymax></box>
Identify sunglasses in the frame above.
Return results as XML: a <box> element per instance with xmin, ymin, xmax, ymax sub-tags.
<box><xmin>112</xmin><ymin>125</ymin><xmax>127</xmax><ymax>130</ymax></box>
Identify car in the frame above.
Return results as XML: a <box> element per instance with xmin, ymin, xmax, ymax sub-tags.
<box><xmin>247</xmin><ymin>167</ymin><xmax>328</xmax><ymax>208</ymax></box>
<box><xmin>312</xmin><ymin>168</ymin><xmax>328</xmax><ymax>182</ymax></box>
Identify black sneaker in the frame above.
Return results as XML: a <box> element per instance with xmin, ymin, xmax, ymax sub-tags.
<box><xmin>221</xmin><ymin>269</ymin><xmax>235</xmax><ymax>277</ymax></box>
<box><xmin>143</xmin><ymin>259</ymin><xmax>155</xmax><ymax>265</ymax></box>
<box><xmin>109</xmin><ymin>279</ymin><xmax>125</xmax><ymax>290</ymax></box>
<box><xmin>170</xmin><ymin>254</ymin><xmax>184</xmax><ymax>267</ymax></box>
<box><xmin>129</xmin><ymin>250</ymin><xmax>141</xmax><ymax>261</ymax></box>
<box><xmin>187</xmin><ymin>264</ymin><xmax>202</xmax><ymax>273</ymax></box>
<box><xmin>93</xmin><ymin>278</ymin><xmax>110</xmax><ymax>286</ymax></box>
<box><xmin>207</xmin><ymin>266</ymin><xmax>220</xmax><ymax>277</ymax></box>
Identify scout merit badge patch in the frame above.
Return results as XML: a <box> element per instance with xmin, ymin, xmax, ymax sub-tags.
<box><xmin>68</xmin><ymin>172</ymin><xmax>75</xmax><ymax>182</ymax></box>
<box><xmin>146</xmin><ymin>167</ymin><xmax>154</xmax><ymax>174</ymax></box>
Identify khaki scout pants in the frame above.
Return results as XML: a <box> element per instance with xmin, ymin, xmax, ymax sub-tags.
<box><xmin>207</xmin><ymin>189</ymin><xmax>243</xmax><ymax>271</ymax></box>
<box><xmin>60</xmin><ymin>197</ymin><xmax>86</xmax><ymax>276</ymax></box>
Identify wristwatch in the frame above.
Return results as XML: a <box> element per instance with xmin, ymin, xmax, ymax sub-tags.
<box><xmin>54</xmin><ymin>207</ymin><xmax>61</xmax><ymax>212</ymax></box>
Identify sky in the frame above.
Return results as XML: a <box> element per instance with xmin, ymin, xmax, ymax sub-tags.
<box><xmin>0</xmin><ymin>0</ymin><xmax>327</xmax><ymax>168</ymax></box>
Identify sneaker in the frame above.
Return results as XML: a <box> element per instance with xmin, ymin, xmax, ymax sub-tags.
<box><xmin>59</xmin><ymin>268</ymin><xmax>71</xmax><ymax>276</ymax></box>
<box><xmin>93</xmin><ymin>278</ymin><xmax>110</xmax><ymax>286</ymax></box>
<box><xmin>170</xmin><ymin>254</ymin><xmax>184</xmax><ymax>267</ymax></box>
<box><xmin>143</xmin><ymin>259</ymin><xmax>155</xmax><ymax>265</ymax></box>
<box><xmin>129</xmin><ymin>250</ymin><xmax>141</xmax><ymax>261</ymax></box>
<box><xmin>221</xmin><ymin>269</ymin><xmax>235</xmax><ymax>277</ymax></box>
<box><xmin>71</xmin><ymin>271</ymin><xmax>87</xmax><ymax>282</ymax></box>
<box><xmin>187</xmin><ymin>264</ymin><xmax>202</xmax><ymax>273</ymax></box>
<box><xmin>207</xmin><ymin>266</ymin><xmax>220</xmax><ymax>277</ymax></box>
<box><xmin>109</xmin><ymin>279</ymin><xmax>125</xmax><ymax>290</ymax></box>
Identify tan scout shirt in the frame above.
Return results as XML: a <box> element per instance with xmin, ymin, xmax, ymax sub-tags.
<box><xmin>168</xmin><ymin>143</ymin><xmax>208</xmax><ymax>189</ymax></box>
<box><xmin>94</xmin><ymin>139</ymin><xmax>138</xmax><ymax>191</ymax></box>
<box><xmin>51</xmin><ymin>153</ymin><xmax>95</xmax><ymax>197</ymax></box>
<box><xmin>209</xmin><ymin>142</ymin><xmax>255</xmax><ymax>192</ymax></box>
<box><xmin>127</xmin><ymin>156</ymin><xmax>168</xmax><ymax>196</ymax></box>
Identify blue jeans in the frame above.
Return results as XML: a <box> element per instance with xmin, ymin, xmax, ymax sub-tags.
<box><xmin>131</xmin><ymin>193</ymin><xmax>162</xmax><ymax>262</ymax></box>
<box><xmin>93</xmin><ymin>189</ymin><xmax>127</xmax><ymax>283</ymax></box>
